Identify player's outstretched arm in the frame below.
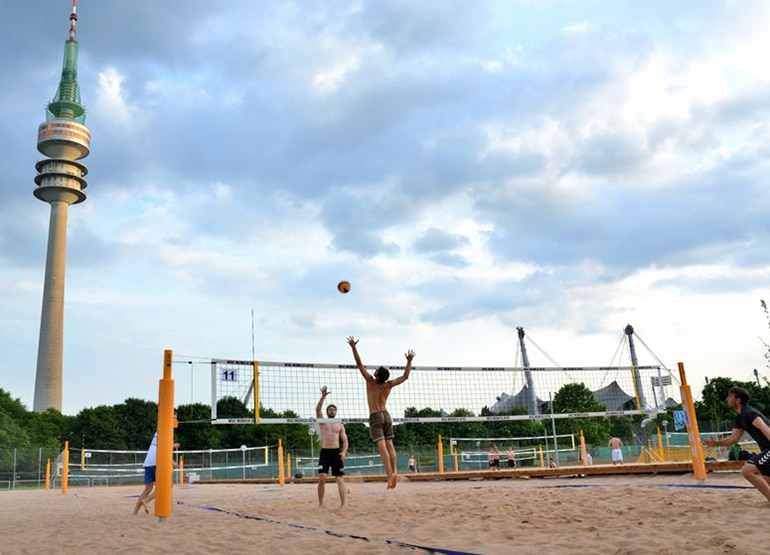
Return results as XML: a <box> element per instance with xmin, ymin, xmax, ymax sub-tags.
<box><xmin>390</xmin><ymin>349</ymin><xmax>415</xmax><ymax>387</ymax></box>
<box><xmin>703</xmin><ymin>428</ymin><xmax>742</xmax><ymax>447</ymax></box>
<box><xmin>347</xmin><ymin>336</ymin><xmax>372</xmax><ymax>381</ymax></box>
<box><xmin>316</xmin><ymin>386</ymin><xmax>329</xmax><ymax>419</ymax></box>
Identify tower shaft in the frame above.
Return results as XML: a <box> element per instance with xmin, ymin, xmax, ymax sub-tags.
<box><xmin>34</xmin><ymin>201</ymin><xmax>72</xmax><ymax>411</ymax></box>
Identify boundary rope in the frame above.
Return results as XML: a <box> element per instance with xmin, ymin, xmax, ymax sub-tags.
<box><xmin>176</xmin><ymin>501</ymin><xmax>482</xmax><ymax>555</ymax></box>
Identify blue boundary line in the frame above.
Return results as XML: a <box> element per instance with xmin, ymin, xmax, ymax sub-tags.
<box><xmin>177</xmin><ymin>501</ymin><xmax>482</xmax><ymax>555</ymax></box>
<box><xmin>538</xmin><ymin>483</ymin><xmax>753</xmax><ymax>490</ymax></box>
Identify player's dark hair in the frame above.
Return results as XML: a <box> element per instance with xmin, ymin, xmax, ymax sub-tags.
<box><xmin>326</xmin><ymin>404</ymin><xmax>337</xmax><ymax>412</ymax></box>
<box><xmin>729</xmin><ymin>386</ymin><xmax>751</xmax><ymax>405</ymax></box>
<box><xmin>376</xmin><ymin>366</ymin><xmax>390</xmax><ymax>383</ymax></box>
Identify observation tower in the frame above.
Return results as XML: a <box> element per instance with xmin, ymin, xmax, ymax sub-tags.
<box><xmin>33</xmin><ymin>0</ymin><xmax>90</xmax><ymax>412</ymax></box>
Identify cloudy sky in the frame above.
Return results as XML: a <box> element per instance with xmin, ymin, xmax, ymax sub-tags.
<box><xmin>3</xmin><ymin>1</ymin><xmax>770</xmax><ymax>415</ymax></box>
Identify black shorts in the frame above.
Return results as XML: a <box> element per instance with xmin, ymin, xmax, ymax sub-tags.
<box><xmin>749</xmin><ymin>449</ymin><xmax>770</xmax><ymax>475</ymax></box>
<box><xmin>507</xmin><ymin>460</ymin><xmax>515</xmax><ymax>468</ymax></box>
<box><xmin>489</xmin><ymin>459</ymin><xmax>499</xmax><ymax>468</ymax></box>
<box><xmin>318</xmin><ymin>448</ymin><xmax>345</xmax><ymax>477</ymax></box>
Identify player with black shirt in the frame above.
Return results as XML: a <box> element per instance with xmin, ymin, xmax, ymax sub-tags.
<box><xmin>703</xmin><ymin>386</ymin><xmax>770</xmax><ymax>503</ymax></box>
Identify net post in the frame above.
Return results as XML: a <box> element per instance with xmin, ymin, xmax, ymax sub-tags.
<box><xmin>538</xmin><ymin>445</ymin><xmax>544</xmax><ymax>468</ymax></box>
<box><xmin>210</xmin><ymin>360</ymin><xmax>217</xmax><ymax>422</ymax></box>
<box><xmin>155</xmin><ymin>349</ymin><xmax>176</xmax><ymax>520</ymax></box>
<box><xmin>287</xmin><ymin>453</ymin><xmax>292</xmax><ymax>480</ymax></box>
<box><xmin>253</xmin><ymin>361</ymin><xmax>260</xmax><ymax>425</ymax></box>
<box><xmin>629</xmin><ymin>365</ymin><xmax>644</xmax><ymax>413</ymax></box>
<box><xmin>579</xmin><ymin>429</ymin><xmax>588</xmax><ymax>467</ymax></box>
<box><xmin>278</xmin><ymin>438</ymin><xmax>285</xmax><ymax>486</ymax></box>
<box><xmin>62</xmin><ymin>440</ymin><xmax>69</xmax><ymax>494</ymax></box>
<box><xmin>179</xmin><ymin>456</ymin><xmax>184</xmax><ymax>485</ymax></box>
<box><xmin>45</xmin><ymin>458</ymin><xmax>51</xmax><ymax>491</ymax></box>
<box><xmin>657</xmin><ymin>427</ymin><xmax>665</xmax><ymax>461</ymax></box>
<box><xmin>453</xmin><ymin>449</ymin><xmax>459</xmax><ymax>472</ymax></box>
<box><xmin>437</xmin><ymin>435</ymin><xmax>444</xmax><ymax>474</ymax></box>
<box><xmin>678</xmin><ymin>362</ymin><xmax>707</xmax><ymax>480</ymax></box>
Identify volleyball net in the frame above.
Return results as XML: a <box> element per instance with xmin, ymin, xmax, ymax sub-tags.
<box><xmin>207</xmin><ymin>358</ymin><xmax>681</xmax><ymax>425</ymax></box>
<box><xmin>50</xmin><ymin>445</ymin><xmax>271</xmax><ymax>487</ymax></box>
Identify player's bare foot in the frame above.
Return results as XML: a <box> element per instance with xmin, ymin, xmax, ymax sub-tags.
<box><xmin>387</xmin><ymin>474</ymin><xmax>398</xmax><ymax>489</ymax></box>
<box><xmin>141</xmin><ymin>499</ymin><xmax>150</xmax><ymax>514</ymax></box>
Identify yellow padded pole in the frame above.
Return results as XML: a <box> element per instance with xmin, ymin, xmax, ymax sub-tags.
<box><xmin>62</xmin><ymin>440</ymin><xmax>69</xmax><ymax>494</ymax></box>
<box><xmin>657</xmin><ymin>427</ymin><xmax>665</xmax><ymax>461</ymax></box>
<box><xmin>438</xmin><ymin>435</ymin><xmax>444</xmax><ymax>474</ymax></box>
<box><xmin>155</xmin><ymin>349</ymin><xmax>176</xmax><ymax>519</ymax></box>
<box><xmin>678</xmin><ymin>362</ymin><xmax>707</xmax><ymax>480</ymax></box>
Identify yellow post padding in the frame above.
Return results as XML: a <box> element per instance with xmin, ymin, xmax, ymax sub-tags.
<box><xmin>437</xmin><ymin>435</ymin><xmax>444</xmax><ymax>474</ymax></box>
<box><xmin>155</xmin><ymin>349</ymin><xmax>175</xmax><ymax>519</ymax></box>
<box><xmin>62</xmin><ymin>440</ymin><xmax>69</xmax><ymax>495</ymax></box>
<box><xmin>678</xmin><ymin>362</ymin><xmax>707</xmax><ymax>481</ymax></box>
<box><xmin>657</xmin><ymin>427</ymin><xmax>665</xmax><ymax>462</ymax></box>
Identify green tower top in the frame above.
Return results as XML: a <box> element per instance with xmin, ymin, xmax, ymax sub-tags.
<box><xmin>46</xmin><ymin>0</ymin><xmax>85</xmax><ymax>123</ymax></box>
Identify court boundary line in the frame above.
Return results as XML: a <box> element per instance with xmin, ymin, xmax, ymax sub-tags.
<box><xmin>176</xmin><ymin>501</ymin><xmax>482</xmax><ymax>555</ymax></box>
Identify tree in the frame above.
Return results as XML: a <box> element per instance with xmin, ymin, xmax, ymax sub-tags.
<box><xmin>694</xmin><ymin>377</ymin><xmax>736</xmax><ymax>426</ymax></box>
<box><xmin>114</xmin><ymin>398</ymin><xmax>158</xmax><ymax>449</ymax></box>
<box><xmin>552</xmin><ymin>382</ymin><xmax>612</xmax><ymax>445</ymax></box>
<box><xmin>27</xmin><ymin>409</ymin><xmax>74</xmax><ymax>449</ymax></box>
<box><xmin>72</xmin><ymin>405</ymin><xmax>125</xmax><ymax>450</ymax></box>
<box><xmin>694</xmin><ymin>376</ymin><xmax>770</xmax><ymax>429</ymax></box>
<box><xmin>176</xmin><ymin>402</ymin><xmax>222</xmax><ymax>450</ymax></box>
<box><xmin>0</xmin><ymin>389</ymin><xmax>32</xmax><ymax>448</ymax></box>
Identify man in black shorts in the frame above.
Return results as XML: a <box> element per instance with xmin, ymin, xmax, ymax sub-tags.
<box><xmin>316</xmin><ymin>386</ymin><xmax>348</xmax><ymax>508</ymax></box>
<box><xmin>703</xmin><ymin>386</ymin><xmax>770</xmax><ymax>503</ymax></box>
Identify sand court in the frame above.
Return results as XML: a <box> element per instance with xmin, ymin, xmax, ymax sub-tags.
<box><xmin>0</xmin><ymin>472</ymin><xmax>765</xmax><ymax>554</ymax></box>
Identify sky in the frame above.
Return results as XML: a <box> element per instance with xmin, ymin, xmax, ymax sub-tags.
<box><xmin>3</xmin><ymin>0</ymin><xmax>770</xmax><ymax>415</ymax></box>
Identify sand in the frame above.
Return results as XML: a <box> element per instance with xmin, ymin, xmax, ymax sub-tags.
<box><xmin>0</xmin><ymin>471</ymin><xmax>765</xmax><ymax>554</ymax></box>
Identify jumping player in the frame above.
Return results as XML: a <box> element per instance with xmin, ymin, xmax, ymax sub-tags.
<box><xmin>347</xmin><ymin>336</ymin><xmax>415</xmax><ymax>489</ymax></box>
<box><xmin>703</xmin><ymin>386</ymin><xmax>770</xmax><ymax>503</ymax></box>
<box><xmin>316</xmin><ymin>386</ymin><xmax>348</xmax><ymax>508</ymax></box>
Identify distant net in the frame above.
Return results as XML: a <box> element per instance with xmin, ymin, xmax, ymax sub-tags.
<box><xmin>52</xmin><ymin>445</ymin><xmax>272</xmax><ymax>487</ymax></box>
<box><xmin>207</xmin><ymin>358</ymin><xmax>681</xmax><ymax>425</ymax></box>
<box><xmin>451</xmin><ymin>433</ymin><xmax>577</xmax><ymax>468</ymax></box>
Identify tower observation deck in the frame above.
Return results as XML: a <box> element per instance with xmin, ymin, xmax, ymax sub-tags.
<box><xmin>33</xmin><ymin>0</ymin><xmax>90</xmax><ymax>412</ymax></box>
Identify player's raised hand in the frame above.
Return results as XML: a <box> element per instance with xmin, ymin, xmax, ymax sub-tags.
<box><xmin>405</xmin><ymin>349</ymin><xmax>416</xmax><ymax>362</ymax></box>
<box><xmin>320</xmin><ymin>386</ymin><xmax>330</xmax><ymax>397</ymax></box>
<box><xmin>347</xmin><ymin>336</ymin><xmax>358</xmax><ymax>347</ymax></box>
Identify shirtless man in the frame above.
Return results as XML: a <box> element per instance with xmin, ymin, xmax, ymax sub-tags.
<box><xmin>316</xmin><ymin>386</ymin><xmax>348</xmax><ymax>508</ymax></box>
<box><xmin>488</xmin><ymin>446</ymin><xmax>500</xmax><ymax>471</ymax></box>
<box><xmin>608</xmin><ymin>435</ymin><xmax>624</xmax><ymax>465</ymax></box>
<box><xmin>347</xmin><ymin>335</ymin><xmax>415</xmax><ymax>489</ymax></box>
<box><xmin>506</xmin><ymin>447</ymin><xmax>517</xmax><ymax>469</ymax></box>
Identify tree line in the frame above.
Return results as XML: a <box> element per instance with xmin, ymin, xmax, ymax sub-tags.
<box><xmin>2</xmin><ymin>376</ymin><xmax>770</xmax><ymax>454</ymax></box>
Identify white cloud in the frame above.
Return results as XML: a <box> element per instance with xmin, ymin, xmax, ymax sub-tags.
<box><xmin>91</xmin><ymin>67</ymin><xmax>141</xmax><ymax>129</ymax></box>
